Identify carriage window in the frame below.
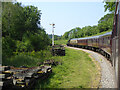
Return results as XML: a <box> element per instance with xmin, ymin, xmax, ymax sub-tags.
<box><xmin>102</xmin><ymin>38</ymin><xmax>104</xmax><ymax>43</ymax></box>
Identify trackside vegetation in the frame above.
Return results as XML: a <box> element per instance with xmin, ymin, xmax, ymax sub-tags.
<box><xmin>54</xmin><ymin>39</ymin><xmax>68</xmax><ymax>45</ymax></box>
<box><xmin>2</xmin><ymin>1</ymin><xmax>115</xmax><ymax>89</ymax></box>
<box><xmin>35</xmin><ymin>48</ymin><xmax>101</xmax><ymax>88</ymax></box>
<box><xmin>2</xmin><ymin>2</ymin><xmax>115</xmax><ymax>66</ymax></box>
<box><xmin>2</xmin><ymin>2</ymin><xmax>51</xmax><ymax>66</ymax></box>
<box><xmin>3</xmin><ymin>48</ymin><xmax>53</xmax><ymax>67</ymax></box>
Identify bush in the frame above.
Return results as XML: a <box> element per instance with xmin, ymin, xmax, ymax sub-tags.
<box><xmin>16</xmin><ymin>40</ymin><xmax>33</xmax><ymax>52</ymax></box>
<box><xmin>5</xmin><ymin>54</ymin><xmax>41</xmax><ymax>67</ymax></box>
<box><xmin>28</xmin><ymin>32</ymin><xmax>50</xmax><ymax>51</ymax></box>
<box><xmin>2</xmin><ymin>37</ymin><xmax>16</xmax><ymax>63</ymax></box>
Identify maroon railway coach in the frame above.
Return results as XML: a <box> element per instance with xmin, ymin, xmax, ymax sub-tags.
<box><xmin>67</xmin><ymin>32</ymin><xmax>112</xmax><ymax>59</ymax></box>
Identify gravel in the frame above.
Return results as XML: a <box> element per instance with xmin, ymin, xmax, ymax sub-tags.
<box><xmin>66</xmin><ymin>46</ymin><xmax>117</xmax><ymax>88</ymax></box>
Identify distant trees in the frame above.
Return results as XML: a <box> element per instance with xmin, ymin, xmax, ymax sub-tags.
<box><xmin>48</xmin><ymin>34</ymin><xmax>62</xmax><ymax>40</ymax></box>
<box><xmin>2</xmin><ymin>2</ymin><xmax>50</xmax><ymax>63</ymax></box>
<box><xmin>62</xmin><ymin>1</ymin><xmax>115</xmax><ymax>40</ymax></box>
<box><xmin>62</xmin><ymin>25</ymin><xmax>100</xmax><ymax>39</ymax></box>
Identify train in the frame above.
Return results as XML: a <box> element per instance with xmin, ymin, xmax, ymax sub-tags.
<box><xmin>67</xmin><ymin>31</ymin><xmax>112</xmax><ymax>60</ymax></box>
<box><xmin>67</xmin><ymin>1</ymin><xmax>120</xmax><ymax>88</ymax></box>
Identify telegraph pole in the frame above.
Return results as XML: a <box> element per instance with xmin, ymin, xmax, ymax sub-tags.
<box><xmin>50</xmin><ymin>23</ymin><xmax>55</xmax><ymax>46</ymax></box>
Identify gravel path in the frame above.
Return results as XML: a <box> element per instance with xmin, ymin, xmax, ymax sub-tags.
<box><xmin>66</xmin><ymin>46</ymin><xmax>117</xmax><ymax>88</ymax></box>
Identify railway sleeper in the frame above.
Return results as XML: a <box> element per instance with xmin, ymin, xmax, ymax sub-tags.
<box><xmin>74</xmin><ymin>45</ymin><xmax>111</xmax><ymax>61</ymax></box>
<box><xmin>0</xmin><ymin>65</ymin><xmax>52</xmax><ymax>90</ymax></box>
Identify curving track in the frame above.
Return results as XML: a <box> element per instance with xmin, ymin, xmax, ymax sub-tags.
<box><xmin>66</xmin><ymin>46</ymin><xmax>117</xmax><ymax>88</ymax></box>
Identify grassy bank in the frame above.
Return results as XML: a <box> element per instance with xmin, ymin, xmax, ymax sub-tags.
<box><xmin>5</xmin><ymin>46</ymin><xmax>101</xmax><ymax>88</ymax></box>
<box><xmin>3</xmin><ymin>47</ymin><xmax>53</xmax><ymax>67</ymax></box>
<box><xmin>35</xmin><ymin>47</ymin><xmax>101</xmax><ymax>88</ymax></box>
<box><xmin>55</xmin><ymin>39</ymin><xmax>68</xmax><ymax>45</ymax></box>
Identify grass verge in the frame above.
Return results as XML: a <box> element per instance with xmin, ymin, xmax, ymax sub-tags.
<box><xmin>3</xmin><ymin>49</ymin><xmax>53</xmax><ymax>67</ymax></box>
<box><xmin>35</xmin><ymin>47</ymin><xmax>101</xmax><ymax>89</ymax></box>
<box><xmin>55</xmin><ymin>39</ymin><xmax>68</xmax><ymax>45</ymax></box>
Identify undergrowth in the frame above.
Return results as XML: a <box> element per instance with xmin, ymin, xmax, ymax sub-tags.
<box><xmin>35</xmin><ymin>47</ymin><xmax>100</xmax><ymax>89</ymax></box>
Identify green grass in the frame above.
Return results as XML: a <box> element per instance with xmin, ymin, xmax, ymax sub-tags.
<box><xmin>3</xmin><ymin>49</ymin><xmax>53</xmax><ymax>67</ymax></box>
<box><xmin>35</xmin><ymin>47</ymin><xmax>100</xmax><ymax>88</ymax></box>
<box><xmin>55</xmin><ymin>39</ymin><xmax>68</xmax><ymax>45</ymax></box>
<box><xmin>5</xmin><ymin>54</ymin><xmax>40</xmax><ymax>67</ymax></box>
<box><xmin>5</xmin><ymin>47</ymin><xmax>100</xmax><ymax>88</ymax></box>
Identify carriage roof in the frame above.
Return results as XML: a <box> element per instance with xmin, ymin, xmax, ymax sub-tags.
<box><xmin>70</xmin><ymin>31</ymin><xmax>112</xmax><ymax>41</ymax></box>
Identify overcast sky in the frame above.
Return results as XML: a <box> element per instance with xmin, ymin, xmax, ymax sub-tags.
<box><xmin>17</xmin><ymin>0</ymin><xmax>108</xmax><ymax>35</ymax></box>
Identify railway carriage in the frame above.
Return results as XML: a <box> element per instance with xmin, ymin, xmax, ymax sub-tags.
<box><xmin>68</xmin><ymin>38</ymin><xmax>78</xmax><ymax>47</ymax></box>
<box><xmin>87</xmin><ymin>36</ymin><xmax>100</xmax><ymax>50</ymax></box>
<box><xmin>98</xmin><ymin>32</ymin><xmax>112</xmax><ymax>57</ymax></box>
<box><xmin>77</xmin><ymin>38</ymin><xmax>88</xmax><ymax>48</ymax></box>
<box><xmin>67</xmin><ymin>32</ymin><xmax>112</xmax><ymax>58</ymax></box>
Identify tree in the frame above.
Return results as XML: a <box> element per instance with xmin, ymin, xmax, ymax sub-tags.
<box><xmin>2</xmin><ymin>2</ymin><xmax>25</xmax><ymax>40</ymax></box>
<box><xmin>2</xmin><ymin>2</ymin><xmax>42</xmax><ymax>41</ymax></box>
<box><xmin>98</xmin><ymin>13</ymin><xmax>114</xmax><ymax>23</ymax></box>
<box><xmin>104</xmin><ymin>1</ymin><xmax>116</xmax><ymax>12</ymax></box>
<box><xmin>24</xmin><ymin>6</ymin><xmax>41</xmax><ymax>33</ymax></box>
<box><xmin>62</xmin><ymin>32</ymin><xmax>69</xmax><ymax>39</ymax></box>
<box><xmin>2</xmin><ymin>2</ymin><xmax>50</xmax><ymax>62</ymax></box>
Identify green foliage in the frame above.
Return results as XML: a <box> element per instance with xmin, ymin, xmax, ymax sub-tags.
<box><xmin>104</xmin><ymin>2</ymin><xmax>116</xmax><ymax>12</ymax></box>
<box><xmin>2</xmin><ymin>2</ymin><xmax>25</xmax><ymax>40</ymax></box>
<box><xmin>4</xmin><ymin>54</ymin><xmax>40</xmax><ymax>67</ymax></box>
<box><xmin>16</xmin><ymin>40</ymin><xmax>33</xmax><ymax>52</ymax></box>
<box><xmin>28</xmin><ymin>32</ymin><xmax>50</xmax><ymax>51</ymax></box>
<box><xmin>2</xmin><ymin>2</ymin><xmax>50</xmax><ymax>65</ymax></box>
<box><xmin>62</xmin><ymin>12</ymin><xmax>114</xmax><ymax>39</ymax></box>
<box><xmin>62</xmin><ymin>25</ymin><xmax>100</xmax><ymax>39</ymax></box>
<box><xmin>55</xmin><ymin>39</ymin><xmax>68</xmax><ymax>45</ymax></box>
<box><xmin>49</xmin><ymin>34</ymin><xmax>62</xmax><ymax>40</ymax></box>
<box><xmin>2</xmin><ymin>2</ymin><xmax>42</xmax><ymax>40</ymax></box>
<box><xmin>35</xmin><ymin>48</ymin><xmax>100</xmax><ymax>88</ymax></box>
<box><xmin>62</xmin><ymin>31</ymin><xmax>69</xmax><ymax>39</ymax></box>
<box><xmin>98</xmin><ymin>13</ymin><xmax>114</xmax><ymax>32</ymax></box>
<box><xmin>89</xmin><ymin>29</ymin><xmax>112</xmax><ymax>37</ymax></box>
<box><xmin>98</xmin><ymin>13</ymin><xmax>114</xmax><ymax>23</ymax></box>
<box><xmin>54</xmin><ymin>35</ymin><xmax>62</xmax><ymax>40</ymax></box>
<box><xmin>4</xmin><ymin>48</ymin><xmax>53</xmax><ymax>67</ymax></box>
<box><xmin>2</xmin><ymin>37</ymin><xmax>16</xmax><ymax>63</ymax></box>
<box><xmin>23</xmin><ymin>5</ymin><xmax>41</xmax><ymax>33</ymax></box>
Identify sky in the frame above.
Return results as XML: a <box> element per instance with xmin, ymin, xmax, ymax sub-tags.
<box><xmin>17</xmin><ymin>1</ymin><xmax>108</xmax><ymax>35</ymax></box>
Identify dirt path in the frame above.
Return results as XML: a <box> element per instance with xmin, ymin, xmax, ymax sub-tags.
<box><xmin>66</xmin><ymin>46</ymin><xmax>117</xmax><ymax>88</ymax></box>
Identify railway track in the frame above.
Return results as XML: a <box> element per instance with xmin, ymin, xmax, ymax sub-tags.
<box><xmin>66</xmin><ymin>46</ymin><xmax>117</xmax><ymax>88</ymax></box>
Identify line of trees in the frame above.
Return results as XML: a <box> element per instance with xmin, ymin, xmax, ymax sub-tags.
<box><xmin>62</xmin><ymin>2</ymin><xmax>115</xmax><ymax>39</ymax></box>
<box><xmin>2</xmin><ymin>2</ymin><xmax>50</xmax><ymax>64</ymax></box>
